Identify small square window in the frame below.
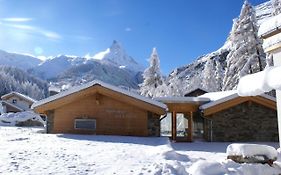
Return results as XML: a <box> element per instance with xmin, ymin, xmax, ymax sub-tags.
<box><xmin>12</xmin><ymin>99</ymin><xmax>17</xmax><ymax>104</ymax></box>
<box><xmin>74</xmin><ymin>119</ymin><xmax>96</xmax><ymax>130</ymax></box>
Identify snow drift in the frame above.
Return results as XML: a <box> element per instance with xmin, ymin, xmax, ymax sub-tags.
<box><xmin>0</xmin><ymin>111</ymin><xmax>45</xmax><ymax>127</ymax></box>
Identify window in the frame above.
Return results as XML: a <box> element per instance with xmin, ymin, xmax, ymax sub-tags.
<box><xmin>12</xmin><ymin>99</ymin><xmax>17</xmax><ymax>104</ymax></box>
<box><xmin>74</xmin><ymin>119</ymin><xmax>96</xmax><ymax>130</ymax></box>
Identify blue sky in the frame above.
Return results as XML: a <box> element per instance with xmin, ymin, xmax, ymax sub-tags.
<box><xmin>0</xmin><ymin>0</ymin><xmax>268</xmax><ymax>74</ymax></box>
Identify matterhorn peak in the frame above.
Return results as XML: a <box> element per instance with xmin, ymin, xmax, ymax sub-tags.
<box><xmin>110</xmin><ymin>40</ymin><xmax>123</xmax><ymax>52</ymax></box>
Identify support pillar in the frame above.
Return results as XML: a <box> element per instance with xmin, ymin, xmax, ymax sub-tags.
<box><xmin>172</xmin><ymin>111</ymin><xmax>177</xmax><ymax>141</ymax></box>
<box><xmin>188</xmin><ymin>111</ymin><xmax>193</xmax><ymax>142</ymax></box>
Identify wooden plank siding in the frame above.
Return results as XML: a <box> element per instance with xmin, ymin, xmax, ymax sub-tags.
<box><xmin>51</xmin><ymin>93</ymin><xmax>150</xmax><ymax>136</ymax></box>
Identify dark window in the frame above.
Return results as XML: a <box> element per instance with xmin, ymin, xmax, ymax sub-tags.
<box><xmin>74</xmin><ymin>119</ymin><xmax>96</xmax><ymax>130</ymax></box>
<box><xmin>12</xmin><ymin>99</ymin><xmax>17</xmax><ymax>104</ymax></box>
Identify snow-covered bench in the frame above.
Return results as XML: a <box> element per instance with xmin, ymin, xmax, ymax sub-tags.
<box><xmin>226</xmin><ymin>143</ymin><xmax>278</xmax><ymax>165</ymax></box>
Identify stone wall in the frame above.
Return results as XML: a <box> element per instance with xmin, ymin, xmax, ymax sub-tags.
<box><xmin>147</xmin><ymin>112</ymin><xmax>160</xmax><ymax>137</ymax></box>
<box><xmin>205</xmin><ymin>102</ymin><xmax>278</xmax><ymax>142</ymax></box>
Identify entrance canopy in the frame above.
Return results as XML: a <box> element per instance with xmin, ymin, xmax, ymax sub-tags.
<box><xmin>155</xmin><ymin>97</ymin><xmax>209</xmax><ymax>142</ymax></box>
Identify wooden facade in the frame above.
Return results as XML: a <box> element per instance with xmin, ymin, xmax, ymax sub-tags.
<box><xmin>33</xmin><ymin>83</ymin><xmax>166</xmax><ymax>136</ymax></box>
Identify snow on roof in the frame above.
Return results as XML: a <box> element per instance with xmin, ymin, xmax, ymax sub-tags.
<box><xmin>238</xmin><ymin>66</ymin><xmax>281</xmax><ymax>97</ymax></box>
<box><xmin>199</xmin><ymin>90</ymin><xmax>275</xmax><ymax>110</ymax></box>
<box><xmin>32</xmin><ymin>80</ymin><xmax>167</xmax><ymax>110</ymax></box>
<box><xmin>1</xmin><ymin>101</ymin><xmax>24</xmax><ymax>111</ymax></box>
<box><xmin>259</xmin><ymin>13</ymin><xmax>281</xmax><ymax>50</ymax></box>
<box><xmin>1</xmin><ymin>92</ymin><xmax>37</xmax><ymax>103</ymax></box>
<box><xmin>259</xmin><ymin>13</ymin><xmax>281</xmax><ymax>38</ymax></box>
<box><xmin>154</xmin><ymin>97</ymin><xmax>210</xmax><ymax>104</ymax></box>
<box><xmin>198</xmin><ymin>90</ymin><xmax>237</xmax><ymax>101</ymax></box>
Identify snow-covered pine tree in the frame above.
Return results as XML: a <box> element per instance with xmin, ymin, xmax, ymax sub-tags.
<box><xmin>167</xmin><ymin>71</ymin><xmax>184</xmax><ymax>97</ymax></box>
<box><xmin>202</xmin><ymin>58</ymin><xmax>218</xmax><ymax>91</ymax></box>
<box><xmin>272</xmin><ymin>0</ymin><xmax>281</xmax><ymax>15</ymax></box>
<box><xmin>140</xmin><ymin>48</ymin><xmax>165</xmax><ymax>98</ymax></box>
<box><xmin>215</xmin><ymin>59</ymin><xmax>224</xmax><ymax>90</ymax></box>
<box><xmin>222</xmin><ymin>0</ymin><xmax>265</xmax><ymax>90</ymax></box>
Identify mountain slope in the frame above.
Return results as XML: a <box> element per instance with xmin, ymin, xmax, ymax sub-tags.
<box><xmin>53</xmin><ymin>61</ymin><xmax>143</xmax><ymax>89</ymax></box>
<box><xmin>0</xmin><ymin>50</ymin><xmax>41</xmax><ymax>70</ymax></box>
<box><xmin>166</xmin><ymin>1</ymin><xmax>272</xmax><ymax>95</ymax></box>
<box><xmin>0</xmin><ymin>66</ymin><xmax>48</xmax><ymax>100</ymax></box>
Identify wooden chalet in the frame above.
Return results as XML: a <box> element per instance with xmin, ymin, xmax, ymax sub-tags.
<box><xmin>32</xmin><ymin>80</ymin><xmax>166</xmax><ymax>136</ymax></box>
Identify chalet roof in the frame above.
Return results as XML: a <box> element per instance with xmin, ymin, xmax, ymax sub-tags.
<box><xmin>32</xmin><ymin>80</ymin><xmax>167</xmax><ymax>110</ymax></box>
<box><xmin>184</xmin><ymin>87</ymin><xmax>209</xmax><ymax>96</ymax></box>
<box><xmin>1</xmin><ymin>101</ymin><xmax>24</xmax><ymax>111</ymax></box>
<box><xmin>199</xmin><ymin>90</ymin><xmax>276</xmax><ymax>110</ymax></box>
<box><xmin>1</xmin><ymin>92</ymin><xmax>37</xmax><ymax>103</ymax></box>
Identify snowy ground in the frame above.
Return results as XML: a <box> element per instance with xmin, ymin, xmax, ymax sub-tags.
<box><xmin>0</xmin><ymin>127</ymin><xmax>280</xmax><ymax>175</ymax></box>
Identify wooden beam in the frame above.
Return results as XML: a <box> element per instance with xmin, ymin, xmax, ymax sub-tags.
<box><xmin>95</xmin><ymin>93</ymin><xmax>100</xmax><ymax>105</ymax></box>
<box><xmin>188</xmin><ymin>111</ymin><xmax>193</xmax><ymax>142</ymax></box>
<box><xmin>172</xmin><ymin>111</ymin><xmax>177</xmax><ymax>141</ymax></box>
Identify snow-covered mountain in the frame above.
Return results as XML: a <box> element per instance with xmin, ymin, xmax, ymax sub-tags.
<box><xmin>88</xmin><ymin>40</ymin><xmax>144</xmax><ymax>72</ymax></box>
<box><xmin>30</xmin><ymin>40</ymin><xmax>143</xmax><ymax>80</ymax></box>
<box><xmin>0</xmin><ymin>50</ymin><xmax>42</xmax><ymax>70</ymax></box>
<box><xmin>0</xmin><ymin>41</ymin><xmax>143</xmax><ymax>90</ymax></box>
<box><xmin>166</xmin><ymin>1</ymin><xmax>273</xmax><ymax>94</ymax></box>
<box><xmin>30</xmin><ymin>55</ymin><xmax>85</xmax><ymax>79</ymax></box>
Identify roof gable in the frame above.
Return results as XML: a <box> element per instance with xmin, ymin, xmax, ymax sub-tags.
<box><xmin>1</xmin><ymin>92</ymin><xmax>37</xmax><ymax>103</ymax></box>
<box><xmin>32</xmin><ymin>80</ymin><xmax>167</xmax><ymax>114</ymax></box>
<box><xmin>200</xmin><ymin>91</ymin><xmax>276</xmax><ymax>116</ymax></box>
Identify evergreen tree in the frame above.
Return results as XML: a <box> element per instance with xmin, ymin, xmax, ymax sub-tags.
<box><xmin>140</xmin><ymin>48</ymin><xmax>164</xmax><ymax>97</ymax></box>
<box><xmin>202</xmin><ymin>58</ymin><xmax>218</xmax><ymax>91</ymax></box>
<box><xmin>223</xmin><ymin>0</ymin><xmax>265</xmax><ymax>90</ymax></box>
<box><xmin>215</xmin><ymin>59</ymin><xmax>224</xmax><ymax>90</ymax></box>
<box><xmin>167</xmin><ymin>71</ymin><xmax>184</xmax><ymax>97</ymax></box>
<box><xmin>272</xmin><ymin>0</ymin><xmax>281</xmax><ymax>16</ymax></box>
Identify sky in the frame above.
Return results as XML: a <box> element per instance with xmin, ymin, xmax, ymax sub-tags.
<box><xmin>0</xmin><ymin>0</ymin><xmax>268</xmax><ymax>74</ymax></box>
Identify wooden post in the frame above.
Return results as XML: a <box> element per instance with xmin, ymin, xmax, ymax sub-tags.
<box><xmin>188</xmin><ymin>111</ymin><xmax>193</xmax><ymax>142</ymax></box>
<box><xmin>172</xmin><ymin>111</ymin><xmax>177</xmax><ymax>141</ymax></box>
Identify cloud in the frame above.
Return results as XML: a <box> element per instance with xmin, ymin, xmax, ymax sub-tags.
<box><xmin>0</xmin><ymin>21</ymin><xmax>62</xmax><ymax>40</ymax></box>
<box><xmin>71</xmin><ymin>35</ymin><xmax>93</xmax><ymax>41</ymax></box>
<box><xmin>42</xmin><ymin>30</ymin><xmax>62</xmax><ymax>40</ymax></box>
<box><xmin>125</xmin><ymin>27</ymin><xmax>132</xmax><ymax>32</ymax></box>
<box><xmin>1</xmin><ymin>18</ymin><xmax>33</xmax><ymax>22</ymax></box>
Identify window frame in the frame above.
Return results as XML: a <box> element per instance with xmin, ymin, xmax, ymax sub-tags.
<box><xmin>12</xmin><ymin>99</ymin><xmax>17</xmax><ymax>104</ymax></box>
<box><xmin>74</xmin><ymin>119</ymin><xmax>96</xmax><ymax>131</ymax></box>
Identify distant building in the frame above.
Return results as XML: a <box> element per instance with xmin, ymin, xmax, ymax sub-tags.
<box><xmin>184</xmin><ymin>88</ymin><xmax>208</xmax><ymax>97</ymax></box>
<box><xmin>48</xmin><ymin>86</ymin><xmax>61</xmax><ymax>96</ymax></box>
<box><xmin>0</xmin><ymin>92</ymin><xmax>37</xmax><ymax>114</ymax></box>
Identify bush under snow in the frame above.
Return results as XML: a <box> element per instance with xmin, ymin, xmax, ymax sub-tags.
<box><xmin>0</xmin><ymin>111</ymin><xmax>45</xmax><ymax>127</ymax></box>
<box><xmin>227</xmin><ymin>143</ymin><xmax>278</xmax><ymax>160</ymax></box>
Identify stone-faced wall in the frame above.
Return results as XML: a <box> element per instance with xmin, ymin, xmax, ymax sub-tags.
<box><xmin>147</xmin><ymin>112</ymin><xmax>160</xmax><ymax>137</ymax></box>
<box><xmin>205</xmin><ymin>102</ymin><xmax>278</xmax><ymax>142</ymax></box>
